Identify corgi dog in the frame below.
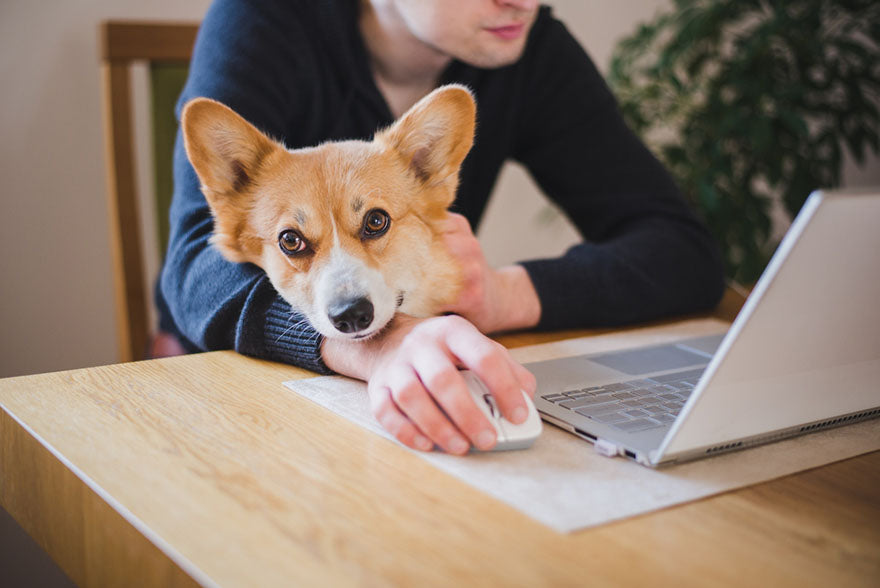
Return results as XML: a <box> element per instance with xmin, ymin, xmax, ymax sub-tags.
<box><xmin>181</xmin><ymin>85</ymin><xmax>475</xmax><ymax>340</ymax></box>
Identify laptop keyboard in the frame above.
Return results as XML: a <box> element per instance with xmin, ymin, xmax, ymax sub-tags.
<box><xmin>540</xmin><ymin>368</ymin><xmax>706</xmax><ymax>434</ymax></box>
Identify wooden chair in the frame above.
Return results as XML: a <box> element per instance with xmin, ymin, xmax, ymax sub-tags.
<box><xmin>100</xmin><ymin>21</ymin><xmax>199</xmax><ymax>362</ymax></box>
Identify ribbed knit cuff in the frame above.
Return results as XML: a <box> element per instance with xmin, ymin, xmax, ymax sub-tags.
<box><xmin>237</xmin><ymin>293</ymin><xmax>333</xmax><ymax>375</ymax></box>
<box><xmin>264</xmin><ymin>297</ymin><xmax>333</xmax><ymax>374</ymax></box>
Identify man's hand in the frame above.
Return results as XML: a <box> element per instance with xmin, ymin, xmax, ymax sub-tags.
<box><xmin>322</xmin><ymin>314</ymin><xmax>536</xmax><ymax>455</ymax></box>
<box><xmin>439</xmin><ymin>213</ymin><xmax>541</xmax><ymax>334</ymax></box>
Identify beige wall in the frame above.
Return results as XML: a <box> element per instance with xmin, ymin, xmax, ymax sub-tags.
<box><xmin>0</xmin><ymin>0</ymin><xmax>211</xmax><ymax>378</ymax></box>
<box><xmin>1</xmin><ymin>0</ymin><xmax>878</xmax><ymax>378</ymax></box>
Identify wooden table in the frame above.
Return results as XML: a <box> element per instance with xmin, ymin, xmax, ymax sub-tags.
<box><xmin>2</xmin><ymin>293</ymin><xmax>879</xmax><ymax>587</ymax></box>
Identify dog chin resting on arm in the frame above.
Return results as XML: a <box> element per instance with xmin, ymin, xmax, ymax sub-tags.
<box><xmin>181</xmin><ymin>84</ymin><xmax>475</xmax><ymax>342</ymax></box>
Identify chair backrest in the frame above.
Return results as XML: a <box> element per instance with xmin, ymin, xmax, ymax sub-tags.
<box><xmin>100</xmin><ymin>21</ymin><xmax>198</xmax><ymax>362</ymax></box>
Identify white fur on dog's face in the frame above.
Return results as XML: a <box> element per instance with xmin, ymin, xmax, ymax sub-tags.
<box><xmin>309</xmin><ymin>241</ymin><xmax>395</xmax><ymax>340</ymax></box>
<box><xmin>181</xmin><ymin>86</ymin><xmax>475</xmax><ymax>339</ymax></box>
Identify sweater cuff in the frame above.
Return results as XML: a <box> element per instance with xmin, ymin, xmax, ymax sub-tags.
<box><xmin>239</xmin><ymin>295</ymin><xmax>334</xmax><ymax>375</ymax></box>
<box><xmin>518</xmin><ymin>257</ymin><xmax>595</xmax><ymax>331</ymax></box>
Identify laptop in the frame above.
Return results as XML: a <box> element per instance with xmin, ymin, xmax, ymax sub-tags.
<box><xmin>526</xmin><ymin>190</ymin><xmax>880</xmax><ymax>466</ymax></box>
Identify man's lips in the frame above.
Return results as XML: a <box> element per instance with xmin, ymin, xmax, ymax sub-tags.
<box><xmin>485</xmin><ymin>23</ymin><xmax>526</xmax><ymax>40</ymax></box>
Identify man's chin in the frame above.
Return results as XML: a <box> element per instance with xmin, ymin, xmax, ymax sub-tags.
<box><xmin>464</xmin><ymin>43</ymin><xmax>528</xmax><ymax>69</ymax></box>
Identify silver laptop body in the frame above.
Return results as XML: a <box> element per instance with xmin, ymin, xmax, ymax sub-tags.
<box><xmin>526</xmin><ymin>190</ymin><xmax>880</xmax><ymax>466</ymax></box>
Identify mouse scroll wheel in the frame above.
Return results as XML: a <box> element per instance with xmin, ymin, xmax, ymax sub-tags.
<box><xmin>482</xmin><ymin>394</ymin><xmax>498</xmax><ymax>418</ymax></box>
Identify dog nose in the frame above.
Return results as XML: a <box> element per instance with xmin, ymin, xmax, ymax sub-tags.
<box><xmin>328</xmin><ymin>297</ymin><xmax>374</xmax><ymax>334</ymax></box>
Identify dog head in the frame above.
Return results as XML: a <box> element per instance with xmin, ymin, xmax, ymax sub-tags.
<box><xmin>181</xmin><ymin>85</ymin><xmax>475</xmax><ymax>340</ymax></box>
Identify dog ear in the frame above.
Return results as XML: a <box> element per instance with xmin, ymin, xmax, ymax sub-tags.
<box><xmin>181</xmin><ymin>98</ymin><xmax>278</xmax><ymax>198</ymax></box>
<box><xmin>376</xmin><ymin>84</ymin><xmax>476</xmax><ymax>186</ymax></box>
<box><xmin>181</xmin><ymin>98</ymin><xmax>280</xmax><ymax>262</ymax></box>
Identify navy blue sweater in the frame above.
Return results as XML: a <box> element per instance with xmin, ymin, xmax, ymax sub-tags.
<box><xmin>158</xmin><ymin>0</ymin><xmax>725</xmax><ymax>373</ymax></box>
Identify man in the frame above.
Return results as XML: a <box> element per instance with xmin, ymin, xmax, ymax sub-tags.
<box><xmin>158</xmin><ymin>0</ymin><xmax>725</xmax><ymax>455</ymax></box>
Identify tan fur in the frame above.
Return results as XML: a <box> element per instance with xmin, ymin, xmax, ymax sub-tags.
<box><xmin>181</xmin><ymin>85</ymin><xmax>476</xmax><ymax>339</ymax></box>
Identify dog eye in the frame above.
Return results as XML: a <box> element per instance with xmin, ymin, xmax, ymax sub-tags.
<box><xmin>362</xmin><ymin>209</ymin><xmax>391</xmax><ymax>238</ymax></box>
<box><xmin>278</xmin><ymin>229</ymin><xmax>309</xmax><ymax>255</ymax></box>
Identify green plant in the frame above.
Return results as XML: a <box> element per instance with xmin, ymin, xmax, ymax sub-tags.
<box><xmin>609</xmin><ymin>0</ymin><xmax>879</xmax><ymax>282</ymax></box>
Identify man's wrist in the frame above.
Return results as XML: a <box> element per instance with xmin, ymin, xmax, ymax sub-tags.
<box><xmin>321</xmin><ymin>263</ymin><xmax>541</xmax><ymax>375</ymax></box>
<box><xmin>321</xmin><ymin>314</ymin><xmax>420</xmax><ymax>381</ymax></box>
<box><xmin>493</xmin><ymin>265</ymin><xmax>541</xmax><ymax>332</ymax></box>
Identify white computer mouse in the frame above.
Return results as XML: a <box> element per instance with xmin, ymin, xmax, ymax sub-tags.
<box><xmin>460</xmin><ymin>370</ymin><xmax>542</xmax><ymax>451</ymax></box>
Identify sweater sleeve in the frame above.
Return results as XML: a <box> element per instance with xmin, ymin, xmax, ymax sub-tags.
<box><xmin>158</xmin><ymin>0</ymin><xmax>331</xmax><ymax>373</ymax></box>
<box><xmin>512</xmin><ymin>14</ymin><xmax>725</xmax><ymax>330</ymax></box>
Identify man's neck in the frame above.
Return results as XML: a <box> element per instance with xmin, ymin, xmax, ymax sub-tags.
<box><xmin>359</xmin><ymin>0</ymin><xmax>452</xmax><ymax>118</ymax></box>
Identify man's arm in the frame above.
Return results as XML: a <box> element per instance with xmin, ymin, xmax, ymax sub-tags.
<box><xmin>438</xmin><ymin>213</ymin><xmax>542</xmax><ymax>334</ymax></box>
<box><xmin>509</xmin><ymin>14</ymin><xmax>726</xmax><ymax>330</ymax></box>
<box><xmin>159</xmin><ymin>0</ymin><xmax>332</xmax><ymax>372</ymax></box>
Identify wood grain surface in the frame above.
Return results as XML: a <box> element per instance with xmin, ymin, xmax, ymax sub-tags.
<box><xmin>2</xmin><ymin>301</ymin><xmax>879</xmax><ymax>586</ymax></box>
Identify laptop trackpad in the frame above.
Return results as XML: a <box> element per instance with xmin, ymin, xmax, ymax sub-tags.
<box><xmin>589</xmin><ymin>344</ymin><xmax>709</xmax><ymax>376</ymax></box>
<box><xmin>527</xmin><ymin>356</ymin><xmax>629</xmax><ymax>391</ymax></box>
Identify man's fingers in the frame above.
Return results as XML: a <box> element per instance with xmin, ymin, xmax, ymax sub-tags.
<box><xmin>510</xmin><ymin>360</ymin><xmax>538</xmax><ymax>397</ymax></box>
<box><xmin>445</xmin><ymin>318</ymin><xmax>531</xmax><ymax>424</ymax></box>
<box><xmin>365</xmin><ymin>315</ymin><xmax>535</xmax><ymax>455</ymax></box>
<box><xmin>439</xmin><ymin>212</ymin><xmax>472</xmax><ymax>235</ymax></box>
<box><xmin>411</xmin><ymin>348</ymin><xmax>498</xmax><ymax>451</ymax></box>
<box><xmin>369</xmin><ymin>386</ymin><xmax>434</xmax><ymax>452</ymax></box>
<box><xmin>386</xmin><ymin>365</ymin><xmax>472</xmax><ymax>455</ymax></box>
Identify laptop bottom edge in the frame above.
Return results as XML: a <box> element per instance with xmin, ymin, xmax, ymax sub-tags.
<box><xmin>541</xmin><ymin>405</ymin><xmax>880</xmax><ymax>468</ymax></box>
